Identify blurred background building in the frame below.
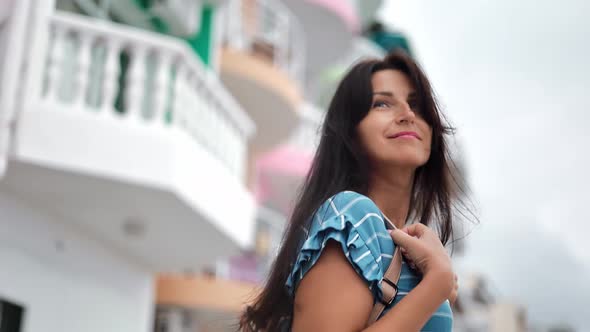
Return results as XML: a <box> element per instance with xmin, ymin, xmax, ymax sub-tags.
<box><xmin>0</xmin><ymin>0</ymin><xmax>579</xmax><ymax>331</ymax></box>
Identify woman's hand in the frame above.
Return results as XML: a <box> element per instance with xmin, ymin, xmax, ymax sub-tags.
<box><xmin>404</xmin><ymin>256</ymin><xmax>459</xmax><ymax>305</ymax></box>
<box><xmin>390</xmin><ymin>224</ymin><xmax>455</xmax><ymax>298</ymax></box>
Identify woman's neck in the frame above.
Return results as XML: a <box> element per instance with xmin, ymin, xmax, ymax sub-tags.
<box><xmin>366</xmin><ymin>167</ymin><xmax>415</xmax><ymax>229</ymax></box>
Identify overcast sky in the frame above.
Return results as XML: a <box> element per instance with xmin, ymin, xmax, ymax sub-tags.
<box><xmin>379</xmin><ymin>0</ymin><xmax>590</xmax><ymax>329</ymax></box>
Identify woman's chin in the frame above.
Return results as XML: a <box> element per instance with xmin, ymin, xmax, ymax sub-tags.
<box><xmin>384</xmin><ymin>154</ymin><xmax>429</xmax><ymax>169</ymax></box>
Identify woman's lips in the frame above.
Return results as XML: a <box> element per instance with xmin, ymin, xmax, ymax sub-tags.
<box><xmin>389</xmin><ymin>131</ymin><xmax>421</xmax><ymax>140</ymax></box>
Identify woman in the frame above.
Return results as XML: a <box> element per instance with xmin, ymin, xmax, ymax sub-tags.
<box><xmin>240</xmin><ymin>51</ymin><xmax>473</xmax><ymax>331</ymax></box>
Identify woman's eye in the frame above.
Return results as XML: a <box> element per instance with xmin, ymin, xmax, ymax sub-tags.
<box><xmin>372</xmin><ymin>101</ymin><xmax>390</xmax><ymax>108</ymax></box>
<box><xmin>408</xmin><ymin>99</ymin><xmax>420</xmax><ymax>112</ymax></box>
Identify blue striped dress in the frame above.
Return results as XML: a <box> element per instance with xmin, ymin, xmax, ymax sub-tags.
<box><xmin>285</xmin><ymin>191</ymin><xmax>453</xmax><ymax>331</ymax></box>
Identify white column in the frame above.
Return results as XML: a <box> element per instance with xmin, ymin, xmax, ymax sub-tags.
<box><xmin>189</xmin><ymin>77</ymin><xmax>203</xmax><ymax>144</ymax></box>
<box><xmin>73</xmin><ymin>31</ymin><xmax>93</xmax><ymax>109</ymax></box>
<box><xmin>189</xmin><ymin>77</ymin><xmax>204</xmax><ymax>144</ymax></box>
<box><xmin>46</xmin><ymin>25</ymin><xmax>67</xmax><ymax>105</ymax></box>
<box><xmin>151</xmin><ymin>51</ymin><xmax>172</xmax><ymax>126</ymax></box>
<box><xmin>101</xmin><ymin>39</ymin><xmax>121</xmax><ymax>116</ymax></box>
<box><xmin>124</xmin><ymin>45</ymin><xmax>147</xmax><ymax>120</ymax></box>
<box><xmin>171</xmin><ymin>63</ymin><xmax>188</xmax><ymax>128</ymax></box>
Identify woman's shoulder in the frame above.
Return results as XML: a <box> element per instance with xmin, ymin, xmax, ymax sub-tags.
<box><xmin>309</xmin><ymin>190</ymin><xmax>391</xmax><ymax>246</ymax></box>
<box><xmin>286</xmin><ymin>190</ymin><xmax>395</xmax><ymax>295</ymax></box>
<box><xmin>315</xmin><ymin>191</ymin><xmax>383</xmax><ymax>222</ymax></box>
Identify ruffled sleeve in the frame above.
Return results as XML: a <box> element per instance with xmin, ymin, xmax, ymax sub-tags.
<box><xmin>285</xmin><ymin>191</ymin><xmax>395</xmax><ymax>301</ymax></box>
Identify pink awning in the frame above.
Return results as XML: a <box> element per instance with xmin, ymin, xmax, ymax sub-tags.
<box><xmin>255</xmin><ymin>145</ymin><xmax>314</xmax><ymax>207</ymax></box>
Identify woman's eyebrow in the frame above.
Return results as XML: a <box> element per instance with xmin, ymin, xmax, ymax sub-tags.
<box><xmin>372</xmin><ymin>91</ymin><xmax>394</xmax><ymax>97</ymax></box>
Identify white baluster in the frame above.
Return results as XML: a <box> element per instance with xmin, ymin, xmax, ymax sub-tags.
<box><xmin>60</xmin><ymin>31</ymin><xmax>81</xmax><ymax>104</ymax></box>
<box><xmin>185</xmin><ymin>69</ymin><xmax>195</xmax><ymax>131</ymax></box>
<box><xmin>152</xmin><ymin>51</ymin><xmax>172</xmax><ymax>126</ymax></box>
<box><xmin>171</xmin><ymin>62</ymin><xmax>184</xmax><ymax>128</ymax></box>
<box><xmin>85</xmin><ymin>39</ymin><xmax>103</xmax><ymax>109</ymax></box>
<box><xmin>174</xmin><ymin>65</ymin><xmax>191</xmax><ymax>129</ymax></box>
<box><xmin>192</xmin><ymin>80</ymin><xmax>205</xmax><ymax>145</ymax></box>
<box><xmin>45</xmin><ymin>25</ymin><xmax>67</xmax><ymax>105</ymax></box>
<box><xmin>189</xmin><ymin>78</ymin><xmax>202</xmax><ymax>143</ymax></box>
<box><xmin>125</xmin><ymin>45</ymin><xmax>147</xmax><ymax>120</ymax></box>
<box><xmin>184</xmin><ymin>70</ymin><xmax>195</xmax><ymax>131</ymax></box>
<box><xmin>101</xmin><ymin>39</ymin><xmax>121</xmax><ymax>116</ymax></box>
<box><xmin>74</xmin><ymin>32</ymin><xmax>93</xmax><ymax>109</ymax></box>
<box><xmin>184</xmin><ymin>71</ymin><xmax>196</xmax><ymax>132</ymax></box>
<box><xmin>163</xmin><ymin>59</ymin><xmax>177</xmax><ymax>126</ymax></box>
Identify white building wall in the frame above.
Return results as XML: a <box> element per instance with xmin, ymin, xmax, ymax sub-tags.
<box><xmin>0</xmin><ymin>191</ymin><xmax>154</xmax><ymax>332</ymax></box>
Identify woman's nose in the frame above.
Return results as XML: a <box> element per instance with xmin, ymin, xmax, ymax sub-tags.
<box><xmin>396</xmin><ymin>103</ymin><xmax>416</xmax><ymax>124</ymax></box>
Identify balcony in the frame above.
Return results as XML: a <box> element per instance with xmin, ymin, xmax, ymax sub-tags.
<box><xmin>0</xmin><ymin>6</ymin><xmax>257</xmax><ymax>272</ymax></box>
<box><xmin>219</xmin><ymin>0</ymin><xmax>305</xmax><ymax>153</ymax></box>
<box><xmin>153</xmin><ymin>207</ymin><xmax>286</xmax><ymax>329</ymax></box>
<box><xmin>155</xmin><ymin>274</ymin><xmax>257</xmax><ymax>331</ymax></box>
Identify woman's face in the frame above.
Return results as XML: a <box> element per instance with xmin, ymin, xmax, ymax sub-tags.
<box><xmin>357</xmin><ymin>69</ymin><xmax>433</xmax><ymax>170</ymax></box>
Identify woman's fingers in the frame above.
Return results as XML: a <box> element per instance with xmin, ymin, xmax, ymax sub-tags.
<box><xmin>401</xmin><ymin>223</ymin><xmax>428</xmax><ymax>237</ymax></box>
<box><xmin>390</xmin><ymin>225</ymin><xmax>453</xmax><ymax>279</ymax></box>
<box><xmin>400</xmin><ymin>248</ymin><xmax>418</xmax><ymax>270</ymax></box>
<box><xmin>390</xmin><ymin>229</ymin><xmax>419</xmax><ymax>248</ymax></box>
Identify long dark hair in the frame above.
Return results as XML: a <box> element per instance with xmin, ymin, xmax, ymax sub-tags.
<box><xmin>239</xmin><ymin>51</ymin><xmax>475</xmax><ymax>331</ymax></box>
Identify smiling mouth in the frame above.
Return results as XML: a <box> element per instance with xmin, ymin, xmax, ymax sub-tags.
<box><xmin>388</xmin><ymin>131</ymin><xmax>421</xmax><ymax>140</ymax></box>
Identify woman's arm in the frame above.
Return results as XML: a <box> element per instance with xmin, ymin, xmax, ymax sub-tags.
<box><xmin>291</xmin><ymin>241</ymin><xmax>452</xmax><ymax>332</ymax></box>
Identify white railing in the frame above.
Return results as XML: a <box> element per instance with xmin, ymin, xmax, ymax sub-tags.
<box><xmin>40</xmin><ymin>11</ymin><xmax>255</xmax><ymax>179</ymax></box>
<box><xmin>223</xmin><ymin>0</ymin><xmax>305</xmax><ymax>82</ymax></box>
